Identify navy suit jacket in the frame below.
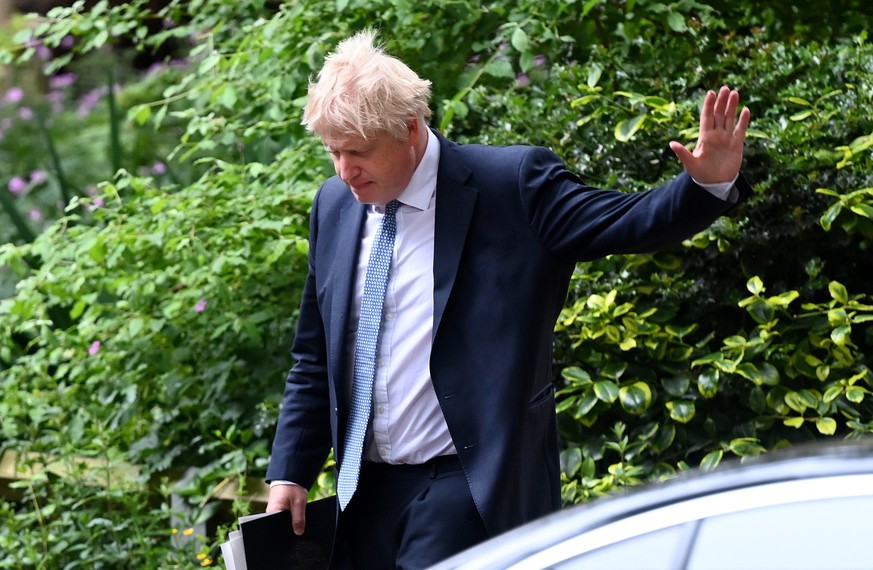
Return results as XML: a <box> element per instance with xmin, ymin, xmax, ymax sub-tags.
<box><xmin>266</xmin><ymin>130</ymin><xmax>753</xmax><ymax>537</ymax></box>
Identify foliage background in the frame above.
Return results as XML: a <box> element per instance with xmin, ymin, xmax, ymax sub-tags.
<box><xmin>2</xmin><ymin>0</ymin><xmax>873</xmax><ymax>567</ymax></box>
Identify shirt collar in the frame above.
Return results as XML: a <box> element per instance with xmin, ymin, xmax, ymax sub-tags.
<box><xmin>396</xmin><ymin>128</ymin><xmax>439</xmax><ymax>211</ymax></box>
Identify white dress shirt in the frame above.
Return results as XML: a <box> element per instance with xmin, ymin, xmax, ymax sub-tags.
<box><xmin>350</xmin><ymin>129</ymin><xmax>456</xmax><ymax>464</ymax></box>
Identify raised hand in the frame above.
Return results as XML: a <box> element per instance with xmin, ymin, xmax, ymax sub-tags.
<box><xmin>669</xmin><ymin>85</ymin><xmax>751</xmax><ymax>185</ymax></box>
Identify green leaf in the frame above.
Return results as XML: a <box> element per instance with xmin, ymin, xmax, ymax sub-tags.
<box><xmin>700</xmin><ymin>449</ymin><xmax>723</xmax><ymax>471</ymax></box>
<box><xmin>784</xmin><ymin>391</ymin><xmax>808</xmax><ymax>414</ymax></box>
<box><xmin>849</xmin><ymin>203</ymin><xmax>873</xmax><ymax>219</ymax></box>
<box><xmin>829</xmin><ymin>281</ymin><xmax>849</xmax><ymax>303</ymax></box>
<box><xmin>728</xmin><ymin>438</ymin><xmax>766</xmax><ymax>456</ymax></box>
<box><xmin>129</xmin><ymin>104</ymin><xmax>152</xmax><ymax>125</ymax></box>
<box><xmin>749</xmin><ymin>386</ymin><xmax>766</xmax><ymax>413</ymax></box>
<box><xmin>484</xmin><ymin>60</ymin><xmax>515</xmax><ymax>79</ymax></box>
<box><xmin>666</xmin><ymin>12</ymin><xmax>687</xmax><ymax>32</ymax></box>
<box><xmin>746</xmin><ymin>276</ymin><xmax>765</xmax><ymax>295</ymax></box>
<box><xmin>576</xmin><ymin>392</ymin><xmax>599</xmax><ymax>417</ymax></box>
<box><xmin>697</xmin><ymin>369</ymin><xmax>719</xmax><ymax>398</ymax></box>
<box><xmin>788</xmin><ymin>97</ymin><xmax>812</xmax><ymax>106</ymax></box>
<box><xmin>615</xmin><ymin>114</ymin><xmax>646</xmax><ymax>142</ymax></box>
<box><xmin>619</xmin><ymin>382</ymin><xmax>652</xmax><ymax>414</ymax></box>
<box><xmin>560</xmin><ymin>447</ymin><xmax>583</xmax><ymax>477</ymax></box>
<box><xmin>652</xmin><ymin>423</ymin><xmax>675</xmax><ymax>452</ymax></box>
<box><xmin>846</xmin><ymin>386</ymin><xmax>866</xmax><ymax>403</ymax></box>
<box><xmin>784</xmin><ymin>417</ymin><xmax>805</xmax><ymax>428</ymax></box>
<box><xmin>662</xmin><ymin>375</ymin><xmax>691</xmax><ymax>397</ymax></box>
<box><xmin>815</xmin><ymin>417</ymin><xmax>837</xmax><ymax>435</ymax></box>
<box><xmin>790</xmin><ymin>110</ymin><xmax>813</xmax><ymax>121</ymax></box>
<box><xmin>831</xmin><ymin>325</ymin><xmax>851</xmax><ymax>346</ymax></box>
<box><xmin>593</xmin><ymin>380</ymin><xmax>619</xmax><ymax>403</ymax></box>
<box><xmin>511</xmin><ymin>27</ymin><xmax>530</xmax><ymax>53</ymax></box>
<box><xmin>666</xmin><ymin>400</ymin><xmax>695</xmax><ymax>423</ymax></box>
<box><xmin>561</xmin><ymin>366</ymin><xmax>592</xmax><ymax>385</ymax></box>
<box><xmin>587</xmin><ymin>63</ymin><xmax>603</xmax><ymax>88</ymax></box>
<box><xmin>820</xmin><ymin>202</ymin><xmax>842</xmax><ymax>231</ymax></box>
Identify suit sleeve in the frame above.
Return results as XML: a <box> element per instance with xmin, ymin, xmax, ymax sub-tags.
<box><xmin>265</xmin><ymin>192</ymin><xmax>333</xmax><ymax>488</ymax></box>
<box><xmin>517</xmin><ymin>145</ymin><xmax>752</xmax><ymax>261</ymax></box>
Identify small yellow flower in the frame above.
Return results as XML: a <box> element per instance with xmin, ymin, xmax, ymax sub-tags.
<box><xmin>182</xmin><ymin>528</ymin><xmax>195</xmax><ymax>536</ymax></box>
<box><xmin>197</xmin><ymin>553</ymin><xmax>206</xmax><ymax>560</ymax></box>
<box><xmin>171</xmin><ymin>528</ymin><xmax>178</xmax><ymax>535</ymax></box>
<box><xmin>200</xmin><ymin>558</ymin><xmax>213</xmax><ymax>567</ymax></box>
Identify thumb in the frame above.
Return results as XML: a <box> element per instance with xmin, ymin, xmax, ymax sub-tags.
<box><xmin>669</xmin><ymin>140</ymin><xmax>694</xmax><ymax>167</ymax></box>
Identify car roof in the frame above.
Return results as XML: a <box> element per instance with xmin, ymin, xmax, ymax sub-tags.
<box><xmin>430</xmin><ymin>438</ymin><xmax>873</xmax><ymax>570</ymax></box>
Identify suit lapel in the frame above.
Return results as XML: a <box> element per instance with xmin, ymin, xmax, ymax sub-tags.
<box><xmin>329</xmin><ymin>197</ymin><xmax>366</xmax><ymax>404</ymax></box>
<box><xmin>432</xmin><ymin>134</ymin><xmax>477</xmax><ymax>340</ymax></box>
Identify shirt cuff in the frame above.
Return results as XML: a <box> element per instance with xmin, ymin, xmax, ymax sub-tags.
<box><xmin>269</xmin><ymin>480</ymin><xmax>302</xmax><ymax>488</ymax></box>
<box><xmin>693</xmin><ymin>174</ymin><xmax>739</xmax><ymax>202</ymax></box>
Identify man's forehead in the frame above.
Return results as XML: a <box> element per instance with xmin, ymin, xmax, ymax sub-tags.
<box><xmin>322</xmin><ymin>130</ymin><xmax>382</xmax><ymax>150</ymax></box>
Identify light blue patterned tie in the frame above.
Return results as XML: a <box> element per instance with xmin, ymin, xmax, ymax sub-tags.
<box><xmin>338</xmin><ymin>200</ymin><xmax>399</xmax><ymax>510</ymax></box>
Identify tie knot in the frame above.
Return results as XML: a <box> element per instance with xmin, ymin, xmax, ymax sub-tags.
<box><xmin>385</xmin><ymin>200</ymin><xmax>400</xmax><ymax>216</ymax></box>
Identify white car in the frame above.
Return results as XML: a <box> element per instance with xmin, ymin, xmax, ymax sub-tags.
<box><xmin>430</xmin><ymin>439</ymin><xmax>873</xmax><ymax>570</ymax></box>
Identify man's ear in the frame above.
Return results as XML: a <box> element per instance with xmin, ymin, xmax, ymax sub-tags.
<box><xmin>406</xmin><ymin>116</ymin><xmax>421</xmax><ymax>142</ymax></box>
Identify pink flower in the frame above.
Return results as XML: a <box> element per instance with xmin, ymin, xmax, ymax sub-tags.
<box><xmin>8</xmin><ymin>177</ymin><xmax>26</xmax><ymax>194</ymax></box>
<box><xmin>3</xmin><ymin>87</ymin><xmax>23</xmax><ymax>105</ymax></box>
<box><xmin>194</xmin><ymin>299</ymin><xmax>208</xmax><ymax>313</ymax></box>
<box><xmin>49</xmin><ymin>73</ymin><xmax>76</xmax><ymax>89</ymax></box>
<box><xmin>30</xmin><ymin>170</ymin><xmax>47</xmax><ymax>185</ymax></box>
<box><xmin>152</xmin><ymin>162</ymin><xmax>167</xmax><ymax>175</ymax></box>
<box><xmin>28</xmin><ymin>208</ymin><xmax>42</xmax><ymax>221</ymax></box>
<box><xmin>19</xmin><ymin>107</ymin><xmax>34</xmax><ymax>120</ymax></box>
<box><xmin>88</xmin><ymin>341</ymin><xmax>101</xmax><ymax>355</ymax></box>
<box><xmin>86</xmin><ymin>196</ymin><xmax>104</xmax><ymax>212</ymax></box>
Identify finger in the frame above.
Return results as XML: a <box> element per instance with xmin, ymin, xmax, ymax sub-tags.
<box><xmin>734</xmin><ymin>106</ymin><xmax>752</xmax><ymax>138</ymax></box>
<box><xmin>699</xmin><ymin>89</ymin><xmax>716</xmax><ymax>132</ymax></box>
<box><xmin>291</xmin><ymin>497</ymin><xmax>307</xmax><ymax>536</ymax></box>
<box><xmin>724</xmin><ymin>90</ymin><xmax>740</xmax><ymax>128</ymax></box>
<box><xmin>669</xmin><ymin>140</ymin><xmax>695</xmax><ymax>166</ymax></box>
<box><xmin>713</xmin><ymin>86</ymin><xmax>730</xmax><ymax>128</ymax></box>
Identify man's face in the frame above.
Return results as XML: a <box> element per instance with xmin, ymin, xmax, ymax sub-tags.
<box><xmin>322</xmin><ymin>125</ymin><xmax>420</xmax><ymax>206</ymax></box>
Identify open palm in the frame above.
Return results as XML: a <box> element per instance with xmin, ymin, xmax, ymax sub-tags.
<box><xmin>669</xmin><ymin>86</ymin><xmax>751</xmax><ymax>185</ymax></box>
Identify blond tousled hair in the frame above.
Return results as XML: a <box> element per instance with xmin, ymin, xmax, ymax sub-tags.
<box><xmin>302</xmin><ymin>29</ymin><xmax>432</xmax><ymax>140</ymax></box>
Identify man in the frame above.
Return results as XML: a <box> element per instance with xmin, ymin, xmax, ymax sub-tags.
<box><xmin>265</xmin><ymin>29</ymin><xmax>752</xmax><ymax>569</ymax></box>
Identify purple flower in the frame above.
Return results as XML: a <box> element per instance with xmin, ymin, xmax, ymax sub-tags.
<box><xmin>36</xmin><ymin>45</ymin><xmax>52</xmax><ymax>60</ymax></box>
<box><xmin>19</xmin><ymin>107</ymin><xmax>34</xmax><ymax>120</ymax></box>
<box><xmin>49</xmin><ymin>73</ymin><xmax>76</xmax><ymax>89</ymax></box>
<box><xmin>61</xmin><ymin>35</ymin><xmax>75</xmax><ymax>49</ymax></box>
<box><xmin>86</xmin><ymin>196</ymin><xmax>104</xmax><ymax>212</ymax></box>
<box><xmin>8</xmin><ymin>177</ymin><xmax>26</xmax><ymax>194</ymax></box>
<box><xmin>77</xmin><ymin>86</ymin><xmax>110</xmax><ymax>117</ymax></box>
<box><xmin>516</xmin><ymin>73</ymin><xmax>530</xmax><ymax>87</ymax></box>
<box><xmin>4</xmin><ymin>87</ymin><xmax>24</xmax><ymax>105</ymax></box>
<box><xmin>30</xmin><ymin>170</ymin><xmax>47</xmax><ymax>185</ymax></box>
<box><xmin>152</xmin><ymin>162</ymin><xmax>167</xmax><ymax>175</ymax></box>
<box><xmin>533</xmin><ymin>54</ymin><xmax>547</xmax><ymax>67</ymax></box>
<box><xmin>88</xmin><ymin>341</ymin><xmax>101</xmax><ymax>355</ymax></box>
<box><xmin>194</xmin><ymin>299</ymin><xmax>208</xmax><ymax>313</ymax></box>
<box><xmin>29</xmin><ymin>208</ymin><xmax>43</xmax><ymax>221</ymax></box>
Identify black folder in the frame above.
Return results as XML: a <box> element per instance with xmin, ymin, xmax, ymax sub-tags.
<box><xmin>240</xmin><ymin>496</ymin><xmax>337</xmax><ymax>570</ymax></box>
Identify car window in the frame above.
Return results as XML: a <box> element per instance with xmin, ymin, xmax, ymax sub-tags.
<box><xmin>550</xmin><ymin>495</ymin><xmax>873</xmax><ymax>570</ymax></box>
<box><xmin>686</xmin><ymin>495</ymin><xmax>873</xmax><ymax>570</ymax></box>
<box><xmin>552</xmin><ymin>523</ymin><xmax>696</xmax><ymax>570</ymax></box>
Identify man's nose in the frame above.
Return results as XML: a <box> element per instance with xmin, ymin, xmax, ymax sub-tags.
<box><xmin>337</xmin><ymin>155</ymin><xmax>358</xmax><ymax>182</ymax></box>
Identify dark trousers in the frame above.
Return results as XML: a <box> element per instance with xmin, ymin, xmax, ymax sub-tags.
<box><xmin>336</xmin><ymin>455</ymin><xmax>489</xmax><ymax>570</ymax></box>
